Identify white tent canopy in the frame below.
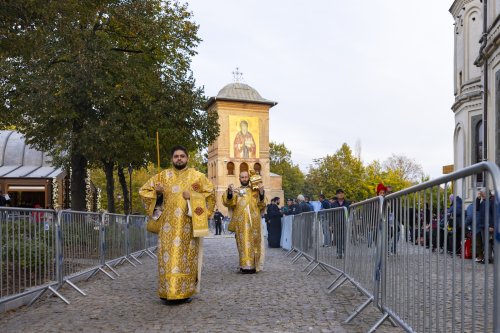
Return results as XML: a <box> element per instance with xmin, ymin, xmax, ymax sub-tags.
<box><xmin>0</xmin><ymin>130</ymin><xmax>63</xmax><ymax>178</ymax></box>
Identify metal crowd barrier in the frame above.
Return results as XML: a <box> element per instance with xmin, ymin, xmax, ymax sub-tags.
<box><xmin>287</xmin><ymin>214</ymin><xmax>301</xmax><ymax>259</ymax></box>
<box><xmin>0</xmin><ymin>207</ymin><xmax>59</xmax><ymax>307</ymax></box>
<box><xmin>103</xmin><ymin>213</ymin><xmax>129</xmax><ymax>268</ymax></box>
<box><xmin>57</xmin><ymin>210</ymin><xmax>112</xmax><ymax>303</ymax></box>
<box><xmin>317</xmin><ymin>207</ymin><xmax>348</xmax><ymax>276</ymax></box>
<box><xmin>290</xmin><ymin>212</ymin><xmax>318</xmax><ymax>268</ymax></box>
<box><xmin>286</xmin><ymin>161</ymin><xmax>500</xmax><ymax>332</ymax></box>
<box><xmin>329</xmin><ymin>197</ymin><xmax>386</xmax><ymax>324</ymax></box>
<box><xmin>0</xmin><ymin>209</ymin><xmax>154</xmax><ymax>311</ymax></box>
<box><xmin>280</xmin><ymin>215</ymin><xmax>294</xmax><ymax>250</ymax></box>
<box><xmin>371</xmin><ymin>161</ymin><xmax>500</xmax><ymax>333</ymax></box>
<box><xmin>127</xmin><ymin>215</ymin><xmax>154</xmax><ymax>262</ymax></box>
<box><xmin>146</xmin><ymin>228</ymin><xmax>159</xmax><ymax>257</ymax></box>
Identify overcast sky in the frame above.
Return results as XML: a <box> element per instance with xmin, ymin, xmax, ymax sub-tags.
<box><xmin>188</xmin><ymin>0</ymin><xmax>456</xmax><ymax>178</ymax></box>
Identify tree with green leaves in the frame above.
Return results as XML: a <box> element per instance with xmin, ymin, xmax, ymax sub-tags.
<box><xmin>0</xmin><ymin>1</ymin><xmax>219</xmax><ymax>211</ymax></box>
<box><xmin>305</xmin><ymin>143</ymin><xmax>367</xmax><ymax>201</ymax></box>
<box><xmin>304</xmin><ymin>144</ymin><xmax>425</xmax><ymax>201</ymax></box>
<box><xmin>269</xmin><ymin>142</ymin><xmax>305</xmax><ymax>199</ymax></box>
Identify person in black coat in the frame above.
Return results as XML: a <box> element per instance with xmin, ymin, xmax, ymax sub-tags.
<box><xmin>213</xmin><ymin>209</ymin><xmax>224</xmax><ymax>235</ymax></box>
<box><xmin>297</xmin><ymin>194</ymin><xmax>311</xmax><ymax>213</ymax></box>
<box><xmin>475</xmin><ymin>189</ymin><xmax>495</xmax><ymax>263</ymax></box>
<box><xmin>0</xmin><ymin>190</ymin><xmax>9</xmax><ymax>207</ymax></box>
<box><xmin>267</xmin><ymin>197</ymin><xmax>283</xmax><ymax>248</ymax></box>
<box><xmin>331</xmin><ymin>189</ymin><xmax>350</xmax><ymax>258</ymax></box>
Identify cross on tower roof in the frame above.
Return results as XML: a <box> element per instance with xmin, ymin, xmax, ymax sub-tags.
<box><xmin>232</xmin><ymin>67</ymin><xmax>243</xmax><ymax>83</ymax></box>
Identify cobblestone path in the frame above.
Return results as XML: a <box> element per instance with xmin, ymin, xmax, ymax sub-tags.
<box><xmin>0</xmin><ymin>236</ymin><xmax>402</xmax><ymax>333</ymax></box>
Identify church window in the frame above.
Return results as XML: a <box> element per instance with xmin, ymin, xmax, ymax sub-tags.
<box><xmin>475</xmin><ymin>120</ymin><xmax>484</xmax><ymax>183</ymax></box>
<box><xmin>254</xmin><ymin>163</ymin><xmax>262</xmax><ymax>174</ymax></box>
<box><xmin>227</xmin><ymin>162</ymin><xmax>235</xmax><ymax>175</ymax></box>
<box><xmin>476</xmin><ymin>120</ymin><xmax>484</xmax><ymax>163</ymax></box>
<box><xmin>459</xmin><ymin>71</ymin><xmax>462</xmax><ymax>92</ymax></box>
<box><xmin>240</xmin><ymin>162</ymin><xmax>248</xmax><ymax>174</ymax></box>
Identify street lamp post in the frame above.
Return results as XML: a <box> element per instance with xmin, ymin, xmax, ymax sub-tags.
<box><xmin>128</xmin><ymin>164</ymin><xmax>133</xmax><ymax>215</ymax></box>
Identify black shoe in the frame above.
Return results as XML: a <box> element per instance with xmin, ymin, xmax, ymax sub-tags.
<box><xmin>240</xmin><ymin>268</ymin><xmax>256</xmax><ymax>274</ymax></box>
<box><xmin>161</xmin><ymin>297</ymin><xmax>192</xmax><ymax>305</ymax></box>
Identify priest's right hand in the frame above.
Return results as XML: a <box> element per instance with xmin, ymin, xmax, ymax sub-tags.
<box><xmin>155</xmin><ymin>184</ymin><xmax>164</xmax><ymax>194</ymax></box>
<box><xmin>228</xmin><ymin>184</ymin><xmax>234</xmax><ymax>193</ymax></box>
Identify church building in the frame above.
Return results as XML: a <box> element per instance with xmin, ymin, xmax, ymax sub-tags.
<box><xmin>205</xmin><ymin>80</ymin><xmax>284</xmax><ymax>215</ymax></box>
<box><xmin>451</xmin><ymin>0</ymin><xmax>500</xmax><ymax>198</ymax></box>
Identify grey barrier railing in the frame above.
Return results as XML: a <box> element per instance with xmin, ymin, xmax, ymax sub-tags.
<box><xmin>370</xmin><ymin>161</ymin><xmax>500</xmax><ymax>333</ymax></box>
<box><xmin>289</xmin><ymin>213</ymin><xmax>305</xmax><ymax>262</ymax></box>
<box><xmin>286</xmin><ymin>161</ymin><xmax>500</xmax><ymax>333</ymax></box>
<box><xmin>317</xmin><ymin>207</ymin><xmax>348</xmax><ymax>275</ymax></box>
<box><xmin>103</xmin><ymin>213</ymin><xmax>128</xmax><ymax>268</ymax></box>
<box><xmin>330</xmin><ymin>197</ymin><xmax>387</xmax><ymax>324</ymax></box>
<box><xmin>290</xmin><ymin>211</ymin><xmax>321</xmax><ymax>272</ymax></box>
<box><xmin>0</xmin><ymin>209</ymin><xmax>155</xmax><ymax>311</ymax></box>
<box><xmin>127</xmin><ymin>215</ymin><xmax>156</xmax><ymax>262</ymax></box>
<box><xmin>58</xmin><ymin>210</ymin><xmax>111</xmax><ymax>302</ymax></box>
<box><xmin>0</xmin><ymin>208</ymin><xmax>59</xmax><ymax>306</ymax></box>
<box><xmin>308</xmin><ymin>207</ymin><xmax>348</xmax><ymax>276</ymax></box>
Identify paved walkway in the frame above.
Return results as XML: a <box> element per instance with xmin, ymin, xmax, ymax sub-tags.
<box><xmin>0</xmin><ymin>237</ymin><xmax>402</xmax><ymax>333</ymax></box>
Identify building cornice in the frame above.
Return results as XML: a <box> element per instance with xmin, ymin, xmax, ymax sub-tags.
<box><xmin>204</xmin><ymin>96</ymin><xmax>278</xmax><ymax>110</ymax></box>
<box><xmin>475</xmin><ymin>6</ymin><xmax>500</xmax><ymax>66</ymax></box>
<box><xmin>451</xmin><ymin>90</ymin><xmax>482</xmax><ymax>112</ymax></box>
<box><xmin>449</xmin><ymin>0</ymin><xmax>477</xmax><ymax>17</ymax></box>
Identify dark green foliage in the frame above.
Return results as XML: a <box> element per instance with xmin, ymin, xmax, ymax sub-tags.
<box><xmin>0</xmin><ymin>1</ymin><xmax>219</xmax><ymax>210</ymax></box>
<box><xmin>269</xmin><ymin>142</ymin><xmax>305</xmax><ymax>199</ymax></box>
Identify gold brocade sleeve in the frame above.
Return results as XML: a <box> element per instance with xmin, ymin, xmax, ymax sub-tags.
<box><xmin>222</xmin><ymin>189</ymin><xmax>237</xmax><ymax>208</ymax></box>
<box><xmin>257</xmin><ymin>192</ymin><xmax>267</xmax><ymax>211</ymax></box>
<box><xmin>139</xmin><ymin>173</ymin><xmax>162</xmax><ymax>217</ymax></box>
<box><xmin>200</xmin><ymin>175</ymin><xmax>215</xmax><ymax>216</ymax></box>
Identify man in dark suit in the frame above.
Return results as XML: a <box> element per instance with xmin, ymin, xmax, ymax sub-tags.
<box><xmin>213</xmin><ymin>209</ymin><xmax>224</xmax><ymax>235</ymax></box>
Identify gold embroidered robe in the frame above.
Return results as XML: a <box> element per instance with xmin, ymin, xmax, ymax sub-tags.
<box><xmin>139</xmin><ymin>168</ymin><xmax>215</xmax><ymax>300</ymax></box>
<box><xmin>222</xmin><ymin>186</ymin><xmax>267</xmax><ymax>271</ymax></box>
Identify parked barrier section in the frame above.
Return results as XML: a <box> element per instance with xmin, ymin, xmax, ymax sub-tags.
<box><xmin>317</xmin><ymin>207</ymin><xmax>348</xmax><ymax>275</ymax></box>
<box><xmin>127</xmin><ymin>215</ymin><xmax>148</xmax><ymax>261</ymax></box>
<box><xmin>287</xmin><ymin>161</ymin><xmax>500</xmax><ymax>332</ymax></box>
<box><xmin>103</xmin><ymin>213</ymin><xmax>128</xmax><ymax>267</ymax></box>
<box><xmin>371</xmin><ymin>162</ymin><xmax>500</xmax><ymax>333</ymax></box>
<box><xmin>0</xmin><ymin>208</ymin><xmax>58</xmax><ymax>304</ymax></box>
<box><xmin>0</xmin><ymin>209</ymin><xmax>154</xmax><ymax>311</ymax></box>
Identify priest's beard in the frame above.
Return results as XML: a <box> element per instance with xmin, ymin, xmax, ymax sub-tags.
<box><xmin>240</xmin><ymin>180</ymin><xmax>249</xmax><ymax>187</ymax></box>
<box><xmin>173</xmin><ymin>162</ymin><xmax>187</xmax><ymax>170</ymax></box>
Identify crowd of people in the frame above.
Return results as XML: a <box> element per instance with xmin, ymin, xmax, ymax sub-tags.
<box><xmin>261</xmin><ymin>189</ymin><xmax>353</xmax><ymax>253</ymax></box>
<box><xmin>401</xmin><ymin>189</ymin><xmax>495</xmax><ymax>264</ymax></box>
<box><xmin>264</xmin><ymin>182</ymin><xmax>495</xmax><ymax>265</ymax></box>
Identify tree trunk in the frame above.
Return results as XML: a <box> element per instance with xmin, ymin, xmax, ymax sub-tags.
<box><xmin>103</xmin><ymin>160</ymin><xmax>116</xmax><ymax>213</ymax></box>
<box><xmin>70</xmin><ymin>153</ymin><xmax>87</xmax><ymax>211</ymax></box>
<box><xmin>117</xmin><ymin>165</ymin><xmax>130</xmax><ymax>215</ymax></box>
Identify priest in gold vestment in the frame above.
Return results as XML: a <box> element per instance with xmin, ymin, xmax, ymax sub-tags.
<box><xmin>222</xmin><ymin>171</ymin><xmax>267</xmax><ymax>273</ymax></box>
<box><xmin>139</xmin><ymin>146</ymin><xmax>215</xmax><ymax>303</ymax></box>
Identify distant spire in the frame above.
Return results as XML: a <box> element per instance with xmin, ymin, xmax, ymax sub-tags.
<box><xmin>355</xmin><ymin>139</ymin><xmax>362</xmax><ymax>161</ymax></box>
<box><xmin>232</xmin><ymin>67</ymin><xmax>243</xmax><ymax>83</ymax></box>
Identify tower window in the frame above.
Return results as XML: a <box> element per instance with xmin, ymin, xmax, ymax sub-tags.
<box><xmin>254</xmin><ymin>163</ymin><xmax>262</xmax><ymax>174</ymax></box>
<box><xmin>227</xmin><ymin>162</ymin><xmax>235</xmax><ymax>175</ymax></box>
<box><xmin>476</xmin><ymin>120</ymin><xmax>484</xmax><ymax>183</ymax></box>
<box><xmin>240</xmin><ymin>162</ymin><xmax>248</xmax><ymax>174</ymax></box>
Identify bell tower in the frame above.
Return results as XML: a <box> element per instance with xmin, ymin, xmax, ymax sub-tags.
<box><xmin>205</xmin><ymin>74</ymin><xmax>284</xmax><ymax>215</ymax></box>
